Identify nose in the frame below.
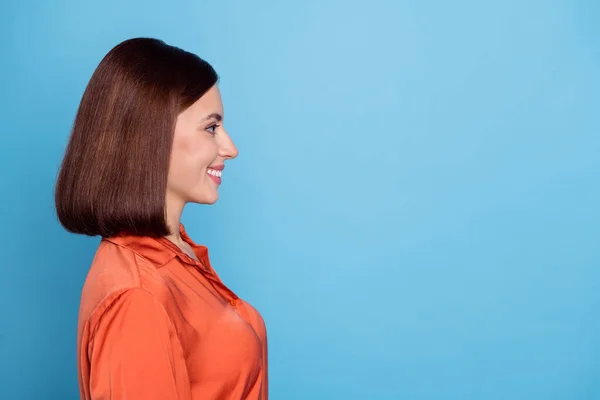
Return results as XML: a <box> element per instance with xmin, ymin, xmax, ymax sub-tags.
<box><xmin>219</xmin><ymin>129</ymin><xmax>238</xmax><ymax>160</ymax></box>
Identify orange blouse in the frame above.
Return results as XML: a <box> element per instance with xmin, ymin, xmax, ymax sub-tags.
<box><xmin>76</xmin><ymin>224</ymin><xmax>268</xmax><ymax>399</ymax></box>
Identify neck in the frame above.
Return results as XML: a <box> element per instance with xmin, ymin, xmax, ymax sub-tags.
<box><xmin>163</xmin><ymin>195</ymin><xmax>199</xmax><ymax>262</ymax></box>
<box><xmin>164</xmin><ymin>194</ymin><xmax>185</xmax><ymax>245</ymax></box>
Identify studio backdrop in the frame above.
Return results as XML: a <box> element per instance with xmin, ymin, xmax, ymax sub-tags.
<box><xmin>1</xmin><ymin>1</ymin><xmax>599</xmax><ymax>399</ymax></box>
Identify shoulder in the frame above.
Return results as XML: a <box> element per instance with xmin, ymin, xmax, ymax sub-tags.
<box><xmin>78</xmin><ymin>239</ymin><xmax>167</xmax><ymax>329</ymax></box>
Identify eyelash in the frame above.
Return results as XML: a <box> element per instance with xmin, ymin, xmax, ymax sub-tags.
<box><xmin>206</xmin><ymin>124</ymin><xmax>220</xmax><ymax>135</ymax></box>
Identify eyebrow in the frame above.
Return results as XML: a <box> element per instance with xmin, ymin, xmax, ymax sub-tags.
<box><xmin>200</xmin><ymin>112</ymin><xmax>222</xmax><ymax>123</ymax></box>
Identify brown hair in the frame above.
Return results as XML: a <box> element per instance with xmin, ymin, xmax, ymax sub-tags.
<box><xmin>54</xmin><ymin>37</ymin><xmax>218</xmax><ymax>238</ymax></box>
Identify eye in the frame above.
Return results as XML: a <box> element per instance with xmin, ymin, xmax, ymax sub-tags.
<box><xmin>205</xmin><ymin>123</ymin><xmax>220</xmax><ymax>135</ymax></box>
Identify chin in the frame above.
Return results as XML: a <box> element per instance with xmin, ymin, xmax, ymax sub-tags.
<box><xmin>205</xmin><ymin>196</ymin><xmax>219</xmax><ymax>205</ymax></box>
<box><xmin>190</xmin><ymin>192</ymin><xmax>219</xmax><ymax>205</ymax></box>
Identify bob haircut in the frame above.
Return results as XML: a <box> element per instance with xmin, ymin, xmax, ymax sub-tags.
<box><xmin>54</xmin><ymin>37</ymin><xmax>218</xmax><ymax>238</ymax></box>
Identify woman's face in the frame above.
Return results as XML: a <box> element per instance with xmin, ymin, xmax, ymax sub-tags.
<box><xmin>166</xmin><ymin>84</ymin><xmax>238</xmax><ymax>207</ymax></box>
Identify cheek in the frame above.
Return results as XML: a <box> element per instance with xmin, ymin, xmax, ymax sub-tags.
<box><xmin>171</xmin><ymin>135</ymin><xmax>216</xmax><ymax>173</ymax></box>
<box><xmin>169</xmin><ymin>137</ymin><xmax>196</xmax><ymax>185</ymax></box>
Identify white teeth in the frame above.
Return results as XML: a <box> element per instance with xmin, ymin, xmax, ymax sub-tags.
<box><xmin>207</xmin><ymin>169</ymin><xmax>222</xmax><ymax>178</ymax></box>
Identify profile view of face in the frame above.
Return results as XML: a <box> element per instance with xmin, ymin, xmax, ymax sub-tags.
<box><xmin>166</xmin><ymin>84</ymin><xmax>238</xmax><ymax>207</ymax></box>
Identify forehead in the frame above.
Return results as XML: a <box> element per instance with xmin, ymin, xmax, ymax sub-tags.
<box><xmin>187</xmin><ymin>84</ymin><xmax>223</xmax><ymax>117</ymax></box>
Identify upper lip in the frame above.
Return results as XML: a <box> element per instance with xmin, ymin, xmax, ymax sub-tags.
<box><xmin>208</xmin><ymin>164</ymin><xmax>225</xmax><ymax>171</ymax></box>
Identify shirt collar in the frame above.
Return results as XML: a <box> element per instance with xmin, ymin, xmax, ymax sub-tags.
<box><xmin>103</xmin><ymin>223</ymin><xmax>209</xmax><ymax>268</ymax></box>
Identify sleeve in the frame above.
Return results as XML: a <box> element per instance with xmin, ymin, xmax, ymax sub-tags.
<box><xmin>88</xmin><ymin>288</ymin><xmax>190</xmax><ymax>400</ymax></box>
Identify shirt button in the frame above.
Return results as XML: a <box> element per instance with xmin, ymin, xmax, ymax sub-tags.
<box><xmin>229</xmin><ymin>299</ymin><xmax>237</xmax><ymax>307</ymax></box>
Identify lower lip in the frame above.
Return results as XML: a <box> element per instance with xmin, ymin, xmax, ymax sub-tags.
<box><xmin>207</xmin><ymin>173</ymin><xmax>222</xmax><ymax>185</ymax></box>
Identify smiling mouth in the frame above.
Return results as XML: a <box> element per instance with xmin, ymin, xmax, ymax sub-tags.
<box><xmin>207</xmin><ymin>168</ymin><xmax>222</xmax><ymax>178</ymax></box>
<box><xmin>207</xmin><ymin>167</ymin><xmax>223</xmax><ymax>185</ymax></box>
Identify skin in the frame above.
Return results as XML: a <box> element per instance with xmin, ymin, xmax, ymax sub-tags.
<box><xmin>164</xmin><ymin>84</ymin><xmax>238</xmax><ymax>258</ymax></box>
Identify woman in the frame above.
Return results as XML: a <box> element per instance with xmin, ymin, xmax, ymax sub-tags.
<box><xmin>55</xmin><ymin>37</ymin><xmax>268</xmax><ymax>399</ymax></box>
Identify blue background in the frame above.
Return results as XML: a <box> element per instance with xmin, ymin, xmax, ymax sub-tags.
<box><xmin>1</xmin><ymin>1</ymin><xmax>599</xmax><ymax>399</ymax></box>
